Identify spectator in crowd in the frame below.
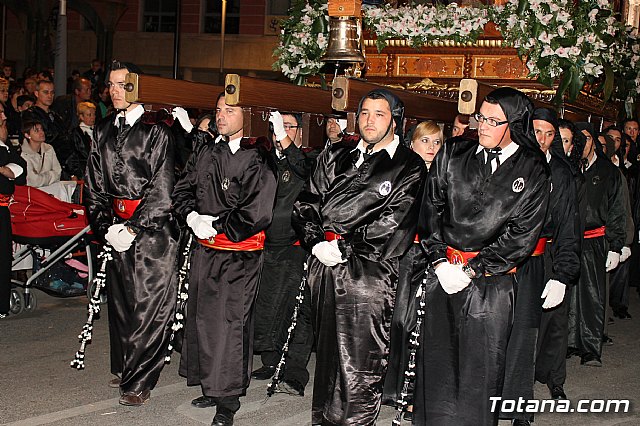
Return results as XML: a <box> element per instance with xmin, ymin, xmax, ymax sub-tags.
<box><xmin>53</xmin><ymin>77</ymin><xmax>92</xmax><ymax>132</ymax></box>
<box><xmin>66</xmin><ymin>101</ymin><xmax>96</xmax><ymax>180</ymax></box>
<box><xmin>20</xmin><ymin>119</ymin><xmax>62</xmax><ymax>187</ymax></box>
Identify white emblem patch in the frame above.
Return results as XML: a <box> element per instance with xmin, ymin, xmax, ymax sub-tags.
<box><xmin>512</xmin><ymin>177</ymin><xmax>525</xmax><ymax>193</ymax></box>
<box><xmin>379</xmin><ymin>180</ymin><xmax>392</xmax><ymax>196</ymax></box>
<box><xmin>221</xmin><ymin>177</ymin><xmax>230</xmax><ymax>191</ymax></box>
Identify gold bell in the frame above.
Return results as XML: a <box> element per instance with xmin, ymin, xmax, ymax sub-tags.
<box><xmin>322</xmin><ymin>16</ymin><xmax>366</xmax><ymax>64</ymax></box>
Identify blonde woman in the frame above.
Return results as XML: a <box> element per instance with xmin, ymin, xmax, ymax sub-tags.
<box><xmin>410</xmin><ymin>120</ymin><xmax>443</xmax><ymax>169</ymax></box>
<box><xmin>383</xmin><ymin>120</ymin><xmax>443</xmax><ymax>420</ymax></box>
<box><xmin>66</xmin><ymin>101</ymin><xmax>96</xmax><ymax>180</ymax></box>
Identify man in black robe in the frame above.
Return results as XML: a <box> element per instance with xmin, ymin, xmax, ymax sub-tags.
<box><xmin>500</xmin><ymin>108</ymin><xmax>581</xmax><ymax>426</ymax></box>
<box><xmin>85</xmin><ymin>60</ymin><xmax>179</xmax><ymax>406</ymax></box>
<box><xmin>293</xmin><ymin>89</ymin><xmax>426</xmax><ymax>425</ymax></box>
<box><xmin>172</xmin><ymin>92</ymin><xmax>277</xmax><ymax>426</ymax></box>
<box><xmin>251</xmin><ymin>112</ymin><xmax>316</xmax><ymax>396</ymax></box>
<box><xmin>415</xmin><ymin>88</ymin><xmax>550</xmax><ymax>426</ymax></box>
<box><xmin>567</xmin><ymin>122</ymin><xmax>626</xmax><ymax>367</ymax></box>
<box><xmin>535</xmin><ymin>119</ymin><xmax>586</xmax><ymax>402</ymax></box>
<box><xmin>0</xmin><ymin>102</ymin><xmax>26</xmax><ymax>319</ymax></box>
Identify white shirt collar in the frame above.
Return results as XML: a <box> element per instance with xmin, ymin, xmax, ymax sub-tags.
<box><xmin>114</xmin><ymin>104</ymin><xmax>145</xmax><ymax>127</ymax></box>
<box><xmin>214</xmin><ymin>134</ymin><xmax>242</xmax><ymax>154</ymax></box>
<box><xmin>475</xmin><ymin>140</ymin><xmax>519</xmax><ymax>160</ymax></box>
<box><xmin>351</xmin><ymin>135</ymin><xmax>400</xmax><ymax>167</ymax></box>
<box><xmin>585</xmin><ymin>152</ymin><xmax>597</xmax><ymax>170</ymax></box>
<box><xmin>546</xmin><ymin>151</ymin><xmax>552</xmax><ymax>163</ymax></box>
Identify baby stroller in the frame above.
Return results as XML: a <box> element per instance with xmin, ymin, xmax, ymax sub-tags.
<box><xmin>9</xmin><ymin>184</ymin><xmax>97</xmax><ymax>315</ymax></box>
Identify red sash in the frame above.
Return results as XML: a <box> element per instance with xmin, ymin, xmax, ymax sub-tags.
<box><xmin>584</xmin><ymin>226</ymin><xmax>605</xmax><ymax>239</ymax></box>
<box><xmin>324</xmin><ymin>231</ymin><xmax>344</xmax><ymax>241</ymax></box>
<box><xmin>198</xmin><ymin>231</ymin><xmax>265</xmax><ymax>251</ymax></box>
<box><xmin>112</xmin><ymin>198</ymin><xmax>141</xmax><ymax>220</ymax></box>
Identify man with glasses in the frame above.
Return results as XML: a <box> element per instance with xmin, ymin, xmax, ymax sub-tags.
<box><xmin>85</xmin><ymin>60</ymin><xmax>180</xmax><ymax>406</ymax></box>
<box><xmin>415</xmin><ymin>88</ymin><xmax>550</xmax><ymax>425</ymax></box>
<box><xmin>251</xmin><ymin>111</ymin><xmax>317</xmax><ymax>397</ymax></box>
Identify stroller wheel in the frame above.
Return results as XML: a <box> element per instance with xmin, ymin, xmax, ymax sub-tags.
<box><xmin>24</xmin><ymin>291</ymin><xmax>38</xmax><ymax>313</ymax></box>
<box><xmin>9</xmin><ymin>289</ymin><xmax>25</xmax><ymax>315</ymax></box>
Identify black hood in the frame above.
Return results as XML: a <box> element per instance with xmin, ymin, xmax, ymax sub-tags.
<box><xmin>485</xmin><ymin>87</ymin><xmax>539</xmax><ymax>153</ymax></box>
<box><xmin>532</xmin><ymin>107</ymin><xmax>571</xmax><ymax>170</ymax></box>
<box><xmin>357</xmin><ymin>88</ymin><xmax>404</xmax><ymax>139</ymax></box>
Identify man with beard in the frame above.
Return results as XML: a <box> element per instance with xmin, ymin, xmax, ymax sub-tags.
<box><xmin>500</xmin><ymin>108</ymin><xmax>581</xmax><ymax>426</ymax></box>
<box><xmin>85</xmin><ymin>60</ymin><xmax>179</xmax><ymax>406</ymax></box>
<box><xmin>172</xmin><ymin>92</ymin><xmax>277</xmax><ymax>426</ymax></box>
<box><xmin>414</xmin><ymin>88</ymin><xmax>550</xmax><ymax>426</ymax></box>
<box><xmin>567</xmin><ymin>122</ymin><xmax>626</xmax><ymax>367</ymax></box>
<box><xmin>293</xmin><ymin>89</ymin><xmax>425</xmax><ymax>425</ymax></box>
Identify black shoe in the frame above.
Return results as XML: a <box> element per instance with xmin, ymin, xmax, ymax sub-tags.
<box><xmin>512</xmin><ymin>420</ymin><xmax>530</xmax><ymax>426</ymax></box>
<box><xmin>550</xmin><ymin>385</ymin><xmax>567</xmax><ymax>400</ymax></box>
<box><xmin>566</xmin><ymin>347</ymin><xmax>580</xmax><ymax>359</ymax></box>
<box><xmin>276</xmin><ymin>379</ymin><xmax>305</xmax><ymax>396</ymax></box>
<box><xmin>192</xmin><ymin>395</ymin><xmax>217</xmax><ymax>408</ymax></box>
<box><xmin>251</xmin><ymin>365</ymin><xmax>276</xmax><ymax>380</ymax></box>
<box><xmin>211</xmin><ymin>407</ymin><xmax>234</xmax><ymax>426</ymax></box>
<box><xmin>581</xmin><ymin>353</ymin><xmax>602</xmax><ymax>367</ymax></box>
<box><xmin>403</xmin><ymin>410</ymin><xmax>414</xmax><ymax>421</ymax></box>
<box><xmin>603</xmin><ymin>335</ymin><xmax>614</xmax><ymax>346</ymax></box>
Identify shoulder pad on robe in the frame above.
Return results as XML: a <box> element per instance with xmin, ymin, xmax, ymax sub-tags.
<box><xmin>339</xmin><ymin>134</ymin><xmax>360</xmax><ymax>148</ymax></box>
<box><xmin>240</xmin><ymin>136</ymin><xmax>273</xmax><ymax>153</ymax></box>
<box><xmin>141</xmin><ymin>109</ymin><xmax>174</xmax><ymax>127</ymax></box>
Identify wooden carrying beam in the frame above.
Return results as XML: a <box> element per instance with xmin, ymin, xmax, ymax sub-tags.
<box><xmin>224</xmin><ymin>74</ymin><xmax>334</xmax><ymax>116</ymax></box>
<box><xmin>124</xmin><ymin>73</ymin><xmax>224</xmax><ymax>109</ymax></box>
<box><xmin>331</xmin><ymin>76</ymin><xmax>459</xmax><ymax>122</ymax></box>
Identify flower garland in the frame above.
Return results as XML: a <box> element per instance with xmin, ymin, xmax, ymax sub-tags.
<box><xmin>274</xmin><ymin>0</ymin><xmax>640</xmax><ymax>105</ymax></box>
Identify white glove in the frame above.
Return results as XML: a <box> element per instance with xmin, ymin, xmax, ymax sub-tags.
<box><xmin>434</xmin><ymin>261</ymin><xmax>471</xmax><ymax>294</ymax></box>
<box><xmin>172</xmin><ymin>107</ymin><xmax>193</xmax><ymax>133</ymax></box>
<box><xmin>605</xmin><ymin>251</ymin><xmax>621</xmax><ymax>272</ymax></box>
<box><xmin>541</xmin><ymin>279</ymin><xmax>566</xmax><ymax>309</ymax></box>
<box><xmin>105</xmin><ymin>223</ymin><xmax>136</xmax><ymax>253</ymax></box>
<box><xmin>186</xmin><ymin>211</ymin><xmax>218</xmax><ymax>240</ymax></box>
<box><xmin>269</xmin><ymin>111</ymin><xmax>288</xmax><ymax>141</ymax></box>
<box><xmin>620</xmin><ymin>246</ymin><xmax>632</xmax><ymax>262</ymax></box>
<box><xmin>312</xmin><ymin>240</ymin><xmax>346</xmax><ymax>267</ymax></box>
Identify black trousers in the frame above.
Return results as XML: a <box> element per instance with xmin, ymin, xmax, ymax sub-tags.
<box><xmin>536</xmin><ymin>287</ymin><xmax>570</xmax><ymax>388</ymax></box>
<box><xmin>609</xmin><ymin>258</ymin><xmax>631</xmax><ymax>312</ymax></box>
<box><xmin>0</xmin><ymin>206</ymin><xmax>11</xmax><ymax>314</ymax></box>
<box><xmin>253</xmin><ymin>245</ymin><xmax>312</xmax><ymax>386</ymax></box>
<box><xmin>568</xmin><ymin>236</ymin><xmax>607</xmax><ymax>359</ymax></box>
<box><xmin>500</xmin><ymin>256</ymin><xmax>544</xmax><ymax>422</ymax></box>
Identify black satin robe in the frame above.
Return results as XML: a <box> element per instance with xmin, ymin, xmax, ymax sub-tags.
<box><xmin>1</xmin><ymin>144</ymin><xmax>26</xmax><ymax>314</ymax></box>
<box><xmin>253</xmin><ymin>144</ymin><xmax>318</xmax><ymax>386</ymax></box>
<box><xmin>568</xmin><ymin>155</ymin><xmax>626</xmax><ymax>359</ymax></box>
<box><xmin>85</xmin><ymin>111</ymin><xmax>179</xmax><ymax>394</ymax></box>
<box><xmin>292</xmin><ymin>140</ymin><xmax>426</xmax><ymax>425</ymax></box>
<box><xmin>502</xmin><ymin>155</ymin><xmax>580</xmax><ymax>422</ymax></box>
<box><xmin>381</xmin><ymin>242</ymin><xmax>426</xmax><ymax>406</ymax></box>
<box><xmin>172</xmin><ymin>134</ymin><xmax>277</xmax><ymax>398</ymax></box>
<box><xmin>416</xmin><ymin>138</ymin><xmax>550</xmax><ymax>426</ymax></box>
<box><xmin>86</xmin><ymin>115</ymin><xmax>178</xmax><ymax>392</ymax></box>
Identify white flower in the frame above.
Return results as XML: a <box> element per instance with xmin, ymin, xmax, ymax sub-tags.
<box><xmin>540</xmin><ymin>31</ymin><xmax>554</xmax><ymax>44</ymax></box>
<box><xmin>541</xmin><ymin>45</ymin><xmax>555</xmax><ymax>57</ymax></box>
<box><xmin>588</xmin><ymin>9</ymin><xmax>598</xmax><ymax>23</ymax></box>
<box><xmin>554</xmin><ymin>46</ymin><xmax>570</xmax><ymax>58</ymax></box>
<box><xmin>584</xmin><ymin>63</ymin><xmax>604</xmax><ymax>76</ymax></box>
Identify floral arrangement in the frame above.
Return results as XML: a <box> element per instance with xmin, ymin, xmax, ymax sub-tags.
<box><xmin>274</xmin><ymin>0</ymin><xmax>640</xmax><ymax>105</ymax></box>
<box><xmin>272</xmin><ymin>0</ymin><xmax>329</xmax><ymax>85</ymax></box>
<box><xmin>365</xmin><ymin>3</ymin><xmax>489</xmax><ymax>51</ymax></box>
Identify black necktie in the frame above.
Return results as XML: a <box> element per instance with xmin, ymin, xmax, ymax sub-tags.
<box><xmin>362</xmin><ymin>143</ymin><xmax>375</xmax><ymax>162</ymax></box>
<box><xmin>118</xmin><ymin>117</ymin><xmax>127</xmax><ymax>135</ymax></box>
<box><xmin>484</xmin><ymin>147</ymin><xmax>501</xmax><ymax>175</ymax></box>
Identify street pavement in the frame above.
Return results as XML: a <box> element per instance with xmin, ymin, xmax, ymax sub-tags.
<box><xmin>1</xmin><ymin>288</ymin><xmax>639</xmax><ymax>425</ymax></box>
